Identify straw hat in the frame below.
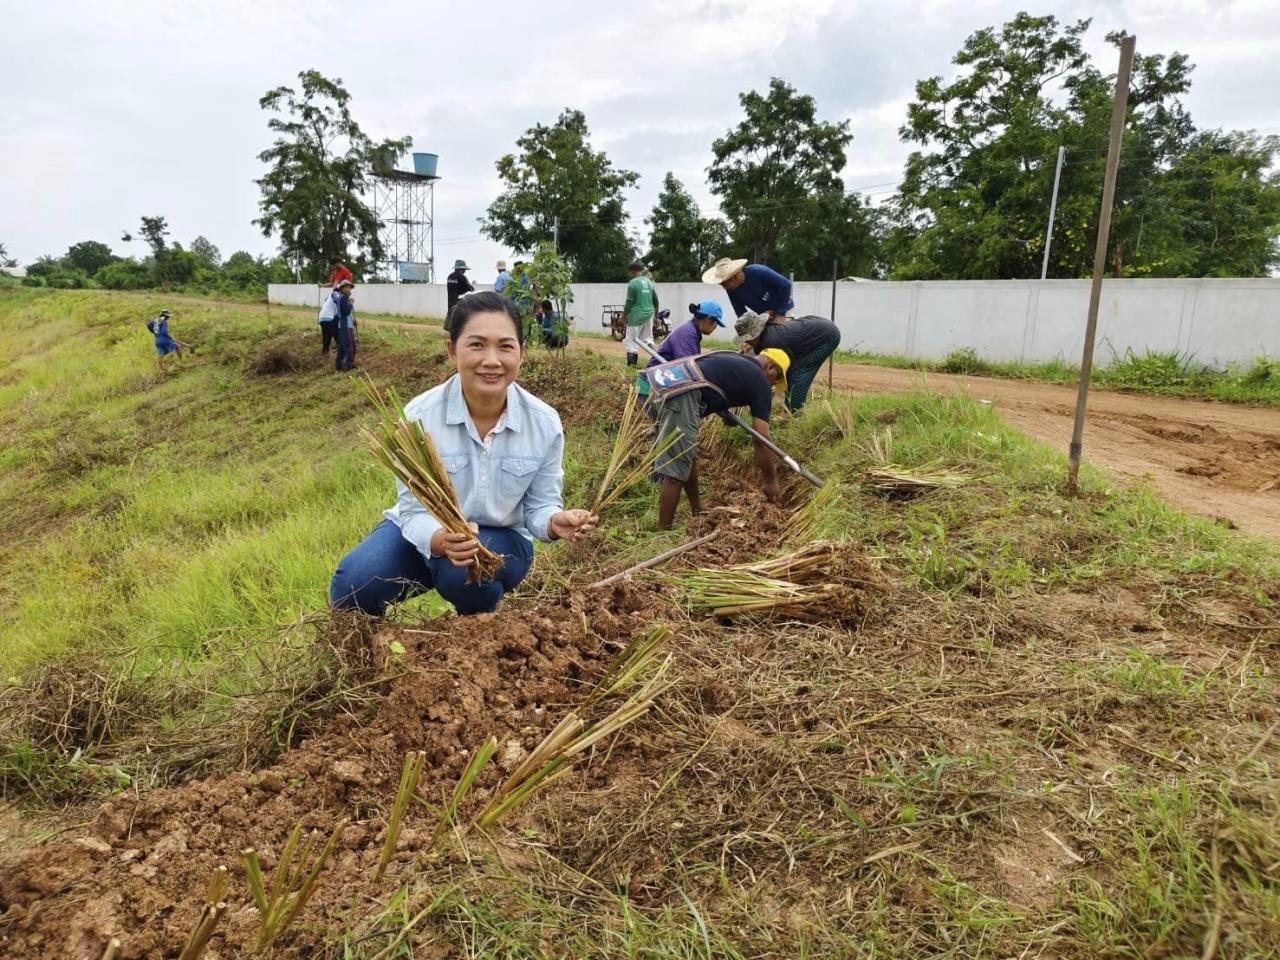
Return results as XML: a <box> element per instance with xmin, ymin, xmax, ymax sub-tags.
<box><xmin>496</xmin><ymin>260</ymin><xmax>508</xmax><ymax>271</ymax></box>
<box><xmin>702</xmin><ymin>257</ymin><xmax>748</xmax><ymax>285</ymax></box>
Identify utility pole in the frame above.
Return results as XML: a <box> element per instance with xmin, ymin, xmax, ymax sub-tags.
<box><xmin>828</xmin><ymin>258</ymin><xmax>838</xmax><ymax>392</ymax></box>
<box><xmin>1041</xmin><ymin>145</ymin><xmax>1065</xmax><ymax>280</ymax></box>
<box><xmin>1067</xmin><ymin>35</ymin><xmax>1136</xmax><ymax>494</ymax></box>
<box><xmin>553</xmin><ymin>216</ymin><xmax>559</xmax><ymax>254</ymax></box>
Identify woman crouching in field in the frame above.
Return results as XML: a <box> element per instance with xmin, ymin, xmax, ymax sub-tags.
<box><xmin>330</xmin><ymin>291</ymin><xmax>598</xmax><ymax>616</ymax></box>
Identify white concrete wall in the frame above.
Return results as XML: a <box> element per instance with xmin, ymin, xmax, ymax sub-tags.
<box><xmin>269</xmin><ymin>277</ymin><xmax>1280</xmax><ymax>367</ymax></box>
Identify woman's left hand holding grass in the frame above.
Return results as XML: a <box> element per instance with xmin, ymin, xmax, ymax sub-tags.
<box><xmin>550</xmin><ymin>509</ymin><xmax>599</xmax><ymax>542</ymax></box>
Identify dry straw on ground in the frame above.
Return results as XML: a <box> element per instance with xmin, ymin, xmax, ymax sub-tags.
<box><xmin>360</xmin><ymin>376</ymin><xmax>503</xmax><ymax>583</ymax></box>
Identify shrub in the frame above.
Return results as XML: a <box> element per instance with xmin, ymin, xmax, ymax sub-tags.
<box><xmin>939</xmin><ymin>347</ymin><xmax>994</xmax><ymax>375</ymax></box>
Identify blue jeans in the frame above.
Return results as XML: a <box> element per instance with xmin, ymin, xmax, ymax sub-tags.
<box><xmin>330</xmin><ymin>519</ymin><xmax>533</xmax><ymax>616</ymax></box>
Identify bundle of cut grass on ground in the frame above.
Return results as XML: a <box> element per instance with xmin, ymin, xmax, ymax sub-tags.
<box><xmin>592</xmin><ymin>387</ymin><xmax>680</xmax><ymax>515</ymax></box>
<box><xmin>679</xmin><ymin>567</ymin><xmax>850</xmax><ymax>619</ymax></box>
<box><xmin>360</xmin><ymin>376</ymin><xmax>503</xmax><ymax>583</ymax></box>
<box><xmin>785</xmin><ymin>482</ymin><xmax>845</xmax><ymax>546</ymax></box>
<box><xmin>731</xmin><ymin>541</ymin><xmax>842</xmax><ymax>584</ymax></box>
<box><xmin>861</xmin><ymin>427</ymin><xmax>970</xmax><ymax>498</ymax></box>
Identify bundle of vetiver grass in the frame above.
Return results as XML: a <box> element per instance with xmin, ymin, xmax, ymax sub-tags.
<box><xmin>731</xmin><ymin>540</ymin><xmax>841</xmax><ymax>583</ymax></box>
<box><xmin>861</xmin><ymin>426</ymin><xmax>969</xmax><ymax>498</ymax></box>
<box><xmin>680</xmin><ymin>567</ymin><xmax>848</xmax><ymax>618</ymax></box>
<box><xmin>592</xmin><ymin>387</ymin><xmax>680</xmax><ymax>515</ymax></box>
<box><xmin>360</xmin><ymin>377</ymin><xmax>503</xmax><ymax>583</ymax></box>
<box><xmin>785</xmin><ymin>482</ymin><xmax>844</xmax><ymax>546</ymax></box>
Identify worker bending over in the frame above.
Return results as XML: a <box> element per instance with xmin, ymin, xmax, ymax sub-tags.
<box><xmin>644</xmin><ymin>348</ymin><xmax>791</xmax><ymax>529</ymax></box>
<box><xmin>703</xmin><ymin>257</ymin><xmax>793</xmax><ymax>319</ymax></box>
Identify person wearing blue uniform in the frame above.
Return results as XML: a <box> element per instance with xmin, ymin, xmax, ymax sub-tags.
<box><xmin>333</xmin><ymin>279</ymin><xmax>357</xmax><ymax>371</ymax></box>
<box><xmin>145</xmin><ymin>309</ymin><xmax>183</xmax><ymax>369</ymax></box>
<box><xmin>703</xmin><ymin>258</ymin><xmax>794</xmax><ymax>319</ymax></box>
<box><xmin>494</xmin><ymin>260</ymin><xmax>512</xmax><ymax>294</ymax></box>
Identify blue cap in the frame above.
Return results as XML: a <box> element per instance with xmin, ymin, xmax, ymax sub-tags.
<box><xmin>691</xmin><ymin>299</ymin><xmax>725</xmax><ymax>326</ymax></box>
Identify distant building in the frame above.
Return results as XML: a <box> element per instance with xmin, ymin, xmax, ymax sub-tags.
<box><xmin>1</xmin><ymin>266</ymin><xmax>27</xmax><ymax>278</ymax></box>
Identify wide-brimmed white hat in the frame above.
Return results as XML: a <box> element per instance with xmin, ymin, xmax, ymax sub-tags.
<box><xmin>702</xmin><ymin>258</ymin><xmax>748</xmax><ymax>285</ymax></box>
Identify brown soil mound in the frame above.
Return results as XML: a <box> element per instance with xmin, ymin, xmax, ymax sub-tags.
<box><xmin>0</xmin><ymin>583</ymin><xmax>661</xmax><ymax>959</ymax></box>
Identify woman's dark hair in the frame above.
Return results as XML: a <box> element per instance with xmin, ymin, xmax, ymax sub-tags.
<box><xmin>447</xmin><ymin>291</ymin><xmax>524</xmax><ymax>347</ymax></box>
<box><xmin>540</xmin><ymin>299</ymin><xmax>554</xmax><ymax>312</ymax></box>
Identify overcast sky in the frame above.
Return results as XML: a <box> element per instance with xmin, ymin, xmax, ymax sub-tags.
<box><xmin>5</xmin><ymin>0</ymin><xmax>1278</xmax><ymax>276</ymax></box>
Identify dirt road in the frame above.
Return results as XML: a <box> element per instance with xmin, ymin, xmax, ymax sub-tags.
<box><xmin>170</xmin><ymin>298</ymin><xmax>1280</xmax><ymax>540</ymax></box>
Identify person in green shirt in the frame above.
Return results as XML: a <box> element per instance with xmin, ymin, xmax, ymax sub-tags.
<box><xmin>623</xmin><ymin>261</ymin><xmax>659</xmax><ymax>367</ymax></box>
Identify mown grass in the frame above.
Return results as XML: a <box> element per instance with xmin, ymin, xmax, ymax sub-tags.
<box><xmin>843</xmin><ymin>345</ymin><xmax>1280</xmax><ymax>406</ymax></box>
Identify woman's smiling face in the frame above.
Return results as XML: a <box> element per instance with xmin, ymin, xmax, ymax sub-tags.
<box><xmin>448</xmin><ymin>310</ymin><xmax>523</xmax><ymax>403</ymax></box>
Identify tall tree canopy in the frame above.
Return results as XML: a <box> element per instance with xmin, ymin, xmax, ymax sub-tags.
<box><xmin>480</xmin><ymin>109</ymin><xmax>639</xmax><ymax>281</ymax></box>
<box><xmin>63</xmin><ymin>241</ymin><xmax>117</xmax><ymax>276</ymax></box>
<box><xmin>889</xmin><ymin>13</ymin><xmax>1280</xmax><ymax>278</ymax></box>
<box><xmin>256</xmin><ymin>70</ymin><xmax>410</xmax><ymax>281</ymax></box>
<box><xmin>190</xmin><ymin>236</ymin><xmax>222</xmax><ymax>270</ymax></box>
<box><xmin>645</xmin><ymin>173</ymin><xmax>729</xmax><ymax>280</ymax></box>
<box><xmin>708</xmin><ymin>78</ymin><xmax>880</xmax><ymax>278</ymax></box>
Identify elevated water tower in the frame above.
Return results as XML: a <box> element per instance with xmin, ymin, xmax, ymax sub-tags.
<box><xmin>370</xmin><ymin>151</ymin><xmax>440</xmax><ymax>282</ymax></box>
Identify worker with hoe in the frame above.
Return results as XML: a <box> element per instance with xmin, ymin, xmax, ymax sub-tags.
<box><xmin>330</xmin><ymin>291</ymin><xmax>598</xmax><ymax>616</ymax></box>
<box><xmin>623</xmin><ymin>260</ymin><xmax>659</xmax><ymax>367</ymax></box>
<box><xmin>635</xmin><ymin>300</ymin><xmax>726</xmax><ymax>404</ymax></box>
<box><xmin>645</xmin><ymin>347</ymin><xmax>791</xmax><ymax>529</ymax></box>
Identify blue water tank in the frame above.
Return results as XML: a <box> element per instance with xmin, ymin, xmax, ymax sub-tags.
<box><xmin>412</xmin><ymin>152</ymin><xmax>439</xmax><ymax>177</ymax></box>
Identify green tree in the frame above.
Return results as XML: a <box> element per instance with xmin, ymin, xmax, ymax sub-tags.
<box><xmin>96</xmin><ymin>259</ymin><xmax>151</xmax><ymax>290</ymax></box>
<box><xmin>516</xmin><ymin>243</ymin><xmax>575</xmax><ymax>347</ymax></box>
<box><xmin>190</xmin><ymin>236</ymin><xmax>222</xmax><ymax>270</ymax></box>
<box><xmin>64</xmin><ymin>241</ymin><xmax>117</xmax><ymax>276</ymax></box>
<box><xmin>888</xmin><ymin>14</ymin><xmax>1275</xmax><ymax>278</ymax></box>
<box><xmin>708</xmin><ymin>79</ymin><xmax>857</xmax><ymax>274</ymax></box>
<box><xmin>222</xmin><ymin>250</ymin><xmax>268</xmax><ymax>289</ymax></box>
<box><xmin>645</xmin><ymin>173</ymin><xmax>729</xmax><ymax>280</ymax></box>
<box><xmin>139</xmin><ymin>216</ymin><xmax>170</xmax><ymax>257</ymax></box>
<box><xmin>255</xmin><ymin>70</ymin><xmax>410</xmax><ymax>281</ymax></box>
<box><xmin>0</xmin><ymin>242</ymin><xmax>14</xmax><ymax>268</ymax></box>
<box><xmin>481</xmin><ymin>108</ymin><xmax>639</xmax><ymax>280</ymax></box>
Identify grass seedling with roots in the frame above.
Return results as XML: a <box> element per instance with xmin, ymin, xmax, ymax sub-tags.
<box><xmin>375</xmin><ymin>751</ymin><xmax>425</xmax><ymax>882</ymax></box>
<box><xmin>359</xmin><ymin>376</ymin><xmax>503</xmax><ymax>584</ymax></box>
<box><xmin>243</xmin><ymin>818</ymin><xmax>347</xmax><ymax>953</ymax></box>
<box><xmin>177</xmin><ymin>865</ymin><xmax>229</xmax><ymax>960</ymax></box>
<box><xmin>469</xmin><ymin>664</ymin><xmax>672</xmax><ymax>833</ymax></box>
<box><xmin>583</xmin><ymin>626</ymin><xmax>671</xmax><ymax>708</ymax></box>
<box><xmin>591</xmin><ymin>387</ymin><xmax>680</xmax><ymax>515</ymax></box>
<box><xmin>426</xmin><ymin>736</ymin><xmax>498</xmax><ymax>850</ymax></box>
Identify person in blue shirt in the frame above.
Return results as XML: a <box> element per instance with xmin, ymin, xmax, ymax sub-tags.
<box><xmin>145</xmin><ymin>309</ymin><xmax>184</xmax><ymax>369</ymax></box>
<box><xmin>703</xmin><ymin>258</ymin><xmax>794</xmax><ymax>319</ymax></box>
<box><xmin>494</xmin><ymin>260</ymin><xmax>512</xmax><ymax>294</ymax></box>
<box><xmin>535</xmin><ymin>299</ymin><xmax>568</xmax><ymax>349</ymax></box>
<box><xmin>636</xmin><ymin>300</ymin><xmax>724</xmax><ymax>401</ymax></box>
<box><xmin>332</xmin><ymin>279</ymin><xmax>357</xmax><ymax>371</ymax></box>
<box><xmin>330</xmin><ymin>291</ymin><xmax>598</xmax><ymax>617</ymax></box>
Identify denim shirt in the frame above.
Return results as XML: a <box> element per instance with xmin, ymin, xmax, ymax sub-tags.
<box><xmin>383</xmin><ymin>375</ymin><xmax>564</xmax><ymax>556</ymax></box>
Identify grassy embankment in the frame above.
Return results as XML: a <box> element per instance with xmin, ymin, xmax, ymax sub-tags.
<box><xmin>2</xmin><ymin>289</ymin><xmax>1278</xmax><ymax>957</ymax></box>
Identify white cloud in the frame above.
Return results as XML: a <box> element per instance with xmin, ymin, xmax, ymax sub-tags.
<box><xmin>3</xmin><ymin>0</ymin><xmax>1277</xmax><ymax>272</ymax></box>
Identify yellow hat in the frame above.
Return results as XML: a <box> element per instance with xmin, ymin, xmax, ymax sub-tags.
<box><xmin>759</xmin><ymin>347</ymin><xmax>790</xmax><ymax>393</ymax></box>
